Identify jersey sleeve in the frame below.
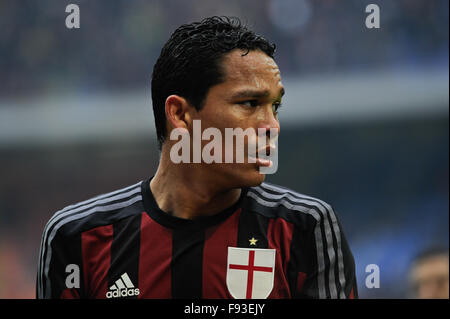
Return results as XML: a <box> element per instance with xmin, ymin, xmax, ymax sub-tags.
<box><xmin>292</xmin><ymin>205</ymin><xmax>358</xmax><ymax>299</ymax></box>
<box><xmin>37</xmin><ymin>219</ymin><xmax>84</xmax><ymax>299</ymax></box>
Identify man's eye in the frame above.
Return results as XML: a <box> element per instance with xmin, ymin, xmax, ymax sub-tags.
<box><xmin>272</xmin><ymin>102</ymin><xmax>282</xmax><ymax>113</ymax></box>
<box><xmin>240</xmin><ymin>100</ymin><xmax>259</xmax><ymax>107</ymax></box>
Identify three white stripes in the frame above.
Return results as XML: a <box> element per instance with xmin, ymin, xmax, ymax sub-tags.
<box><xmin>106</xmin><ymin>273</ymin><xmax>140</xmax><ymax>298</ymax></box>
<box><xmin>110</xmin><ymin>273</ymin><xmax>135</xmax><ymax>290</ymax></box>
<box><xmin>37</xmin><ymin>181</ymin><xmax>143</xmax><ymax>299</ymax></box>
<box><xmin>249</xmin><ymin>183</ymin><xmax>347</xmax><ymax>299</ymax></box>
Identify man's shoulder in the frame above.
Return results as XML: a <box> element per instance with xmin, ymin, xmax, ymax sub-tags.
<box><xmin>246</xmin><ymin>182</ymin><xmax>338</xmax><ymax>228</ymax></box>
<box><xmin>43</xmin><ymin>180</ymin><xmax>144</xmax><ymax>238</ymax></box>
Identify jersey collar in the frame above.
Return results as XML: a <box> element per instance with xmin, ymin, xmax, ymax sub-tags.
<box><xmin>142</xmin><ymin>176</ymin><xmax>248</xmax><ymax>230</ymax></box>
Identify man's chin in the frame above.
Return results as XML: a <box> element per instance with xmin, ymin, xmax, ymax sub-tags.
<box><xmin>206</xmin><ymin>163</ymin><xmax>267</xmax><ymax>189</ymax></box>
<box><xmin>230</xmin><ymin>166</ymin><xmax>266</xmax><ymax>188</ymax></box>
<box><xmin>248</xmin><ymin>170</ymin><xmax>266</xmax><ymax>187</ymax></box>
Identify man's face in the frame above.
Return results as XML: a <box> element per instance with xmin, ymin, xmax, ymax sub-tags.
<box><xmin>190</xmin><ymin>49</ymin><xmax>284</xmax><ymax>188</ymax></box>
<box><xmin>410</xmin><ymin>255</ymin><xmax>449</xmax><ymax>299</ymax></box>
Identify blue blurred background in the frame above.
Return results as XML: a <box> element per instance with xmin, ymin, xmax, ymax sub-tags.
<box><xmin>0</xmin><ymin>0</ymin><xmax>448</xmax><ymax>298</ymax></box>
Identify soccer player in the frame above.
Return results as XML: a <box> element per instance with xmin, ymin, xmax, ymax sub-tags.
<box><xmin>37</xmin><ymin>16</ymin><xmax>358</xmax><ymax>299</ymax></box>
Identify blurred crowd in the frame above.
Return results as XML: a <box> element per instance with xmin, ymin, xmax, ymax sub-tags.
<box><xmin>0</xmin><ymin>0</ymin><xmax>448</xmax><ymax>98</ymax></box>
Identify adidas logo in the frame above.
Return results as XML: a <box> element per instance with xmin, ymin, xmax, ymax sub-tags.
<box><xmin>106</xmin><ymin>273</ymin><xmax>140</xmax><ymax>299</ymax></box>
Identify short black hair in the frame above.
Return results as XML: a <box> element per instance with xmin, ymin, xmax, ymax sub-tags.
<box><xmin>151</xmin><ymin>16</ymin><xmax>276</xmax><ymax>149</ymax></box>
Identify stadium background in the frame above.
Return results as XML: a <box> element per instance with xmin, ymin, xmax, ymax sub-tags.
<box><xmin>0</xmin><ymin>0</ymin><xmax>448</xmax><ymax>298</ymax></box>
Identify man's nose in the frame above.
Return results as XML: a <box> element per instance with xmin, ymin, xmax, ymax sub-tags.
<box><xmin>257</xmin><ymin>106</ymin><xmax>280</xmax><ymax>139</ymax></box>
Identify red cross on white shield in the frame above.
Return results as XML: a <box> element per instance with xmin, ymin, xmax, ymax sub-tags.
<box><xmin>226</xmin><ymin>247</ymin><xmax>276</xmax><ymax>299</ymax></box>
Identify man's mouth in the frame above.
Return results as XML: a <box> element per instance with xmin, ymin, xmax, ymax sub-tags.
<box><xmin>247</xmin><ymin>144</ymin><xmax>276</xmax><ymax>167</ymax></box>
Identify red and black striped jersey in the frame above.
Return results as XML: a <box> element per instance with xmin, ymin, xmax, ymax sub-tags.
<box><xmin>37</xmin><ymin>178</ymin><xmax>358</xmax><ymax>299</ymax></box>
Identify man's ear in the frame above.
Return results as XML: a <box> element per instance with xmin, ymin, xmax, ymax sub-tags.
<box><xmin>165</xmin><ymin>95</ymin><xmax>193</xmax><ymax>131</ymax></box>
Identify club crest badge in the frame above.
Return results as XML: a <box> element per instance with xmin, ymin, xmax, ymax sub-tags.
<box><xmin>226</xmin><ymin>247</ymin><xmax>276</xmax><ymax>299</ymax></box>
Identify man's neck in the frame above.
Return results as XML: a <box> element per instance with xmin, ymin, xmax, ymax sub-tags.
<box><xmin>150</xmin><ymin>150</ymin><xmax>242</xmax><ymax>220</ymax></box>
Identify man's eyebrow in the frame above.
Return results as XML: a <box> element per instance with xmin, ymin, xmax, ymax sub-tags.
<box><xmin>230</xmin><ymin>87</ymin><xmax>285</xmax><ymax>100</ymax></box>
